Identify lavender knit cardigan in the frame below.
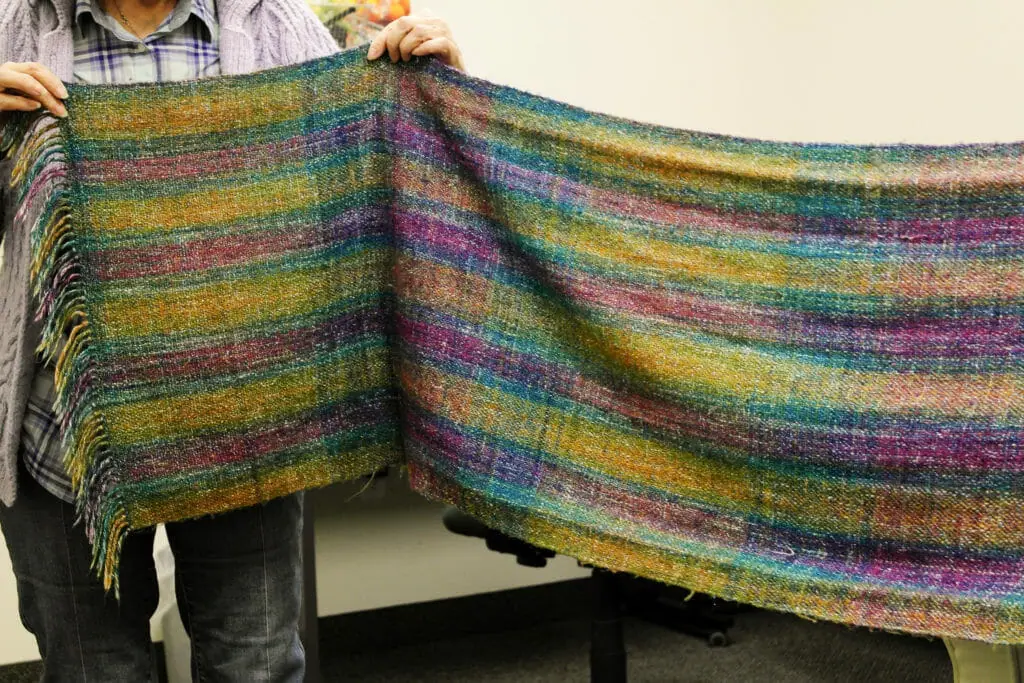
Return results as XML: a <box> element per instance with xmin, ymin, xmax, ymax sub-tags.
<box><xmin>0</xmin><ymin>0</ymin><xmax>341</xmax><ymax>506</ymax></box>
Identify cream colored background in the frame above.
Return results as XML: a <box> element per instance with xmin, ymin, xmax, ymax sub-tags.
<box><xmin>0</xmin><ymin>0</ymin><xmax>1021</xmax><ymax>666</ymax></box>
<box><xmin>429</xmin><ymin>0</ymin><xmax>1024</xmax><ymax>144</ymax></box>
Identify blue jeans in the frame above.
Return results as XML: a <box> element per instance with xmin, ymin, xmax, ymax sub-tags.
<box><xmin>0</xmin><ymin>463</ymin><xmax>305</xmax><ymax>682</ymax></box>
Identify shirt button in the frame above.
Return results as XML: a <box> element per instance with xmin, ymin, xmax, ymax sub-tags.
<box><xmin>135</xmin><ymin>44</ymin><xmax>146</xmax><ymax>53</ymax></box>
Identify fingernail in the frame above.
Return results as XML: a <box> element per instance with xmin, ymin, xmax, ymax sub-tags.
<box><xmin>58</xmin><ymin>84</ymin><xmax>69</xmax><ymax>99</ymax></box>
<box><xmin>54</xmin><ymin>104</ymin><xmax>67</xmax><ymax>118</ymax></box>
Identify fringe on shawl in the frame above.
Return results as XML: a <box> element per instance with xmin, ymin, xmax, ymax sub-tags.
<box><xmin>2</xmin><ymin>114</ymin><xmax>127</xmax><ymax>596</ymax></box>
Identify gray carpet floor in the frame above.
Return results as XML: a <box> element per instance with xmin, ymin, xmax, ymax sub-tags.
<box><xmin>333</xmin><ymin>609</ymin><xmax>951</xmax><ymax>683</ymax></box>
<box><xmin>0</xmin><ymin>580</ymin><xmax>954</xmax><ymax>682</ymax></box>
<box><xmin>317</xmin><ymin>579</ymin><xmax>952</xmax><ymax>683</ymax></box>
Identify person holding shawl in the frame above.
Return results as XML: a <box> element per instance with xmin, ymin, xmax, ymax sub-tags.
<box><xmin>0</xmin><ymin>1</ymin><xmax>462</xmax><ymax>679</ymax></box>
<box><xmin>2</xmin><ymin>4</ymin><xmax>1019</xmax><ymax>683</ymax></box>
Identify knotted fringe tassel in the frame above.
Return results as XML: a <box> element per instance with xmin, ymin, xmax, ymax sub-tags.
<box><xmin>3</xmin><ymin>113</ymin><xmax>127</xmax><ymax>596</ymax></box>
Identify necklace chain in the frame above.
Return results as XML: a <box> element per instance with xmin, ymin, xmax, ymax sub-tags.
<box><xmin>109</xmin><ymin>0</ymin><xmax>142</xmax><ymax>38</ymax></box>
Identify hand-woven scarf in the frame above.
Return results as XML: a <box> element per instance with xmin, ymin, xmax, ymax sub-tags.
<box><xmin>3</xmin><ymin>46</ymin><xmax>1022</xmax><ymax>642</ymax></box>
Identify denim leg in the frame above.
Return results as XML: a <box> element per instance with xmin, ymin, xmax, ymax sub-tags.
<box><xmin>0</xmin><ymin>464</ymin><xmax>158</xmax><ymax>682</ymax></box>
<box><xmin>165</xmin><ymin>492</ymin><xmax>305</xmax><ymax>683</ymax></box>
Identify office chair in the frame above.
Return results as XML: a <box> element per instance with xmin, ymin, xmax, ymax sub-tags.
<box><xmin>442</xmin><ymin>506</ymin><xmax>738</xmax><ymax>683</ymax></box>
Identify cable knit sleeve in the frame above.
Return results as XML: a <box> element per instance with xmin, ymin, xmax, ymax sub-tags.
<box><xmin>0</xmin><ymin>157</ymin><xmax>7</xmax><ymax>248</ymax></box>
<box><xmin>0</xmin><ymin>2</ymin><xmax>35</xmax><ymax>67</ymax></box>
<box><xmin>0</xmin><ymin>3</ymin><xmax>32</xmax><ymax>244</ymax></box>
<box><xmin>256</xmin><ymin>0</ymin><xmax>342</xmax><ymax>67</ymax></box>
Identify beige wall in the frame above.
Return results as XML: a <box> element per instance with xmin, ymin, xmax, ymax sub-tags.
<box><xmin>1</xmin><ymin>0</ymin><xmax>1022</xmax><ymax>666</ymax></box>
<box><xmin>0</xmin><ymin>551</ymin><xmax>32</xmax><ymax>663</ymax></box>
<box><xmin>427</xmin><ymin>0</ymin><xmax>1024</xmax><ymax>144</ymax></box>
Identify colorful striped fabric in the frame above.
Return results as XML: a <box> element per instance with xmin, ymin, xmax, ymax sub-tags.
<box><xmin>4</xmin><ymin>46</ymin><xmax>1023</xmax><ymax>642</ymax></box>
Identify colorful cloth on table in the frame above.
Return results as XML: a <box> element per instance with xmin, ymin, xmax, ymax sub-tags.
<box><xmin>23</xmin><ymin>0</ymin><xmax>224</xmax><ymax>506</ymax></box>
<box><xmin>3</xmin><ymin>46</ymin><xmax>1022</xmax><ymax>642</ymax></box>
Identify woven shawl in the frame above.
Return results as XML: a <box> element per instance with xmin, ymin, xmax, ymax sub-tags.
<box><xmin>3</xmin><ymin>46</ymin><xmax>1022</xmax><ymax>642</ymax></box>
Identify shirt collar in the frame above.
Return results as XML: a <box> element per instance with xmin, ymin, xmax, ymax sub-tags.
<box><xmin>74</xmin><ymin>0</ymin><xmax>217</xmax><ymax>37</ymax></box>
<box><xmin>188</xmin><ymin>0</ymin><xmax>216</xmax><ymax>33</ymax></box>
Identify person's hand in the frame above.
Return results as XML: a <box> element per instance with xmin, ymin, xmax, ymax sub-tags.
<box><xmin>0</xmin><ymin>62</ymin><xmax>67</xmax><ymax>117</ymax></box>
<box><xmin>367</xmin><ymin>13</ymin><xmax>465</xmax><ymax>71</ymax></box>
